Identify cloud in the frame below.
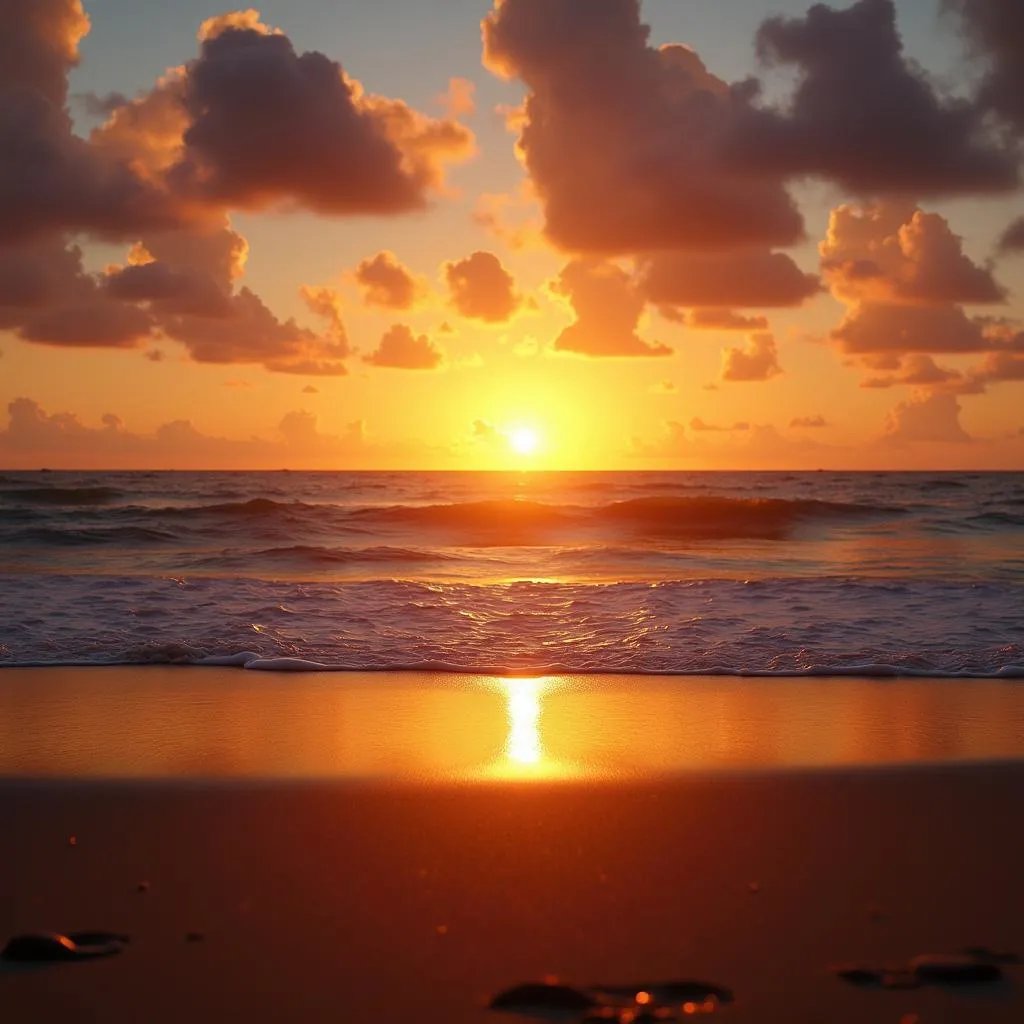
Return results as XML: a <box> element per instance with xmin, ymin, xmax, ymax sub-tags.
<box><xmin>649</xmin><ymin>380</ymin><xmax>678</xmax><ymax>394</ymax></box>
<box><xmin>721</xmin><ymin>333</ymin><xmax>782</xmax><ymax>382</ymax></box>
<box><xmin>681</xmin><ymin>310</ymin><xmax>771</xmax><ymax>332</ymax></box>
<box><xmin>790</xmin><ymin>415</ymin><xmax>828</xmax><ymax>428</ymax></box>
<box><xmin>860</xmin><ymin>353</ymin><xmax>980</xmax><ymax>392</ymax></box>
<box><xmin>733</xmin><ymin>0</ymin><xmax>1018</xmax><ymax>198</ymax></box>
<box><xmin>97</xmin><ymin>223</ymin><xmax>352</xmax><ymax>374</ymax></box>
<box><xmin>443</xmin><ymin>251</ymin><xmax>522</xmax><ymax>323</ymax></box>
<box><xmin>162</xmin><ymin>15</ymin><xmax>474</xmax><ymax>216</ymax></box>
<box><xmin>946</xmin><ymin>0</ymin><xmax>1024</xmax><ymax>133</ymax></box>
<box><xmin>439</xmin><ymin>77</ymin><xmax>477</xmax><ymax>117</ymax></box>
<box><xmin>882</xmin><ymin>391</ymin><xmax>972</xmax><ymax>443</ymax></box>
<box><xmin>639</xmin><ymin>250</ymin><xmax>821</xmax><ymax>310</ymax></box>
<box><xmin>549</xmin><ymin>261</ymin><xmax>671</xmax><ymax>358</ymax></box>
<box><xmin>0</xmin><ymin>238</ymin><xmax>155</xmax><ymax>347</ymax></box>
<box><xmin>998</xmin><ymin>218</ymin><xmax>1024</xmax><ymax>254</ymax></box>
<box><xmin>0</xmin><ymin>397</ymin><xmax>372</xmax><ymax>469</ymax></box>
<box><xmin>819</xmin><ymin>202</ymin><xmax>1020</xmax><ymax>382</ymax></box>
<box><xmin>353</xmin><ymin>251</ymin><xmax>427</xmax><ymax>310</ymax></box>
<box><xmin>365</xmin><ymin>324</ymin><xmax>444</xmax><ymax>370</ymax></box>
<box><xmin>821</xmin><ymin>202</ymin><xmax>1006</xmax><ymax>306</ymax></box>
<box><xmin>0</xmin><ymin>2</ymin><xmax>185</xmax><ymax>247</ymax></box>
<box><xmin>302</xmin><ymin>385</ymin><xmax>320</xmax><ymax>395</ymax></box>
<box><xmin>482</xmin><ymin>0</ymin><xmax>804</xmax><ymax>254</ymax></box>
<box><xmin>690</xmin><ymin>417</ymin><xmax>751</xmax><ymax>432</ymax></box>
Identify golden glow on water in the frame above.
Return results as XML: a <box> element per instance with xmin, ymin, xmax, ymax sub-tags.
<box><xmin>2</xmin><ymin>669</ymin><xmax>1024</xmax><ymax>781</ymax></box>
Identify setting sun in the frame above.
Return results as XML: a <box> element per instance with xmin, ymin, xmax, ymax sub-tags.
<box><xmin>508</xmin><ymin>427</ymin><xmax>541</xmax><ymax>456</ymax></box>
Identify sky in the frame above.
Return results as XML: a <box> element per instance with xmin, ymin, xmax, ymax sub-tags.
<box><xmin>2</xmin><ymin>0</ymin><xmax>1024</xmax><ymax>470</ymax></box>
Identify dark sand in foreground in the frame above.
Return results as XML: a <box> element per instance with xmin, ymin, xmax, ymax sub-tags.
<box><xmin>1</xmin><ymin>670</ymin><xmax>1023</xmax><ymax>1022</ymax></box>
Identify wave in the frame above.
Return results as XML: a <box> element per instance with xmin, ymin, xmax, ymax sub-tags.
<box><xmin>0</xmin><ymin>486</ymin><xmax>124</xmax><ymax>506</ymax></box>
<box><xmin>347</xmin><ymin>495</ymin><xmax>902</xmax><ymax>542</ymax></box>
<box><xmin>191</xmin><ymin>545</ymin><xmax>453</xmax><ymax>568</ymax></box>
<box><xmin>5</xmin><ymin>525</ymin><xmax>177</xmax><ymax>546</ymax></box>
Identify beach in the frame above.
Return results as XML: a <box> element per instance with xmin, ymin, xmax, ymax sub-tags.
<box><xmin>2</xmin><ymin>670</ymin><xmax>1023</xmax><ymax>1023</ymax></box>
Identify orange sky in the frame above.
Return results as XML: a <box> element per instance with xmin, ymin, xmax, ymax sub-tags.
<box><xmin>2</xmin><ymin>0</ymin><xmax>1024</xmax><ymax>470</ymax></box>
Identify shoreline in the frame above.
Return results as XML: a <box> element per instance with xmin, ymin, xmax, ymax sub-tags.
<box><xmin>2</xmin><ymin>667</ymin><xmax>1024</xmax><ymax>781</ymax></box>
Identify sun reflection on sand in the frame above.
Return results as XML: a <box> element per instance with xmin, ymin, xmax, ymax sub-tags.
<box><xmin>479</xmin><ymin>677</ymin><xmax>583</xmax><ymax>781</ymax></box>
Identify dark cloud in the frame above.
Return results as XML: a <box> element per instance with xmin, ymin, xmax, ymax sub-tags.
<box><xmin>640</xmin><ymin>250</ymin><xmax>820</xmax><ymax>309</ymax></box>
<box><xmin>790</xmin><ymin>415</ymin><xmax>828</xmax><ymax>428</ymax></box>
<box><xmin>681</xmin><ymin>310</ymin><xmax>771</xmax><ymax>332</ymax></box>
<box><xmin>366</xmin><ymin>324</ymin><xmax>444</xmax><ymax>370</ymax></box>
<box><xmin>444</xmin><ymin>251</ymin><xmax>522</xmax><ymax>323</ymax></box>
<box><xmin>482</xmin><ymin>0</ymin><xmax>804</xmax><ymax>254</ymax></box>
<box><xmin>946</xmin><ymin>0</ymin><xmax>1024</xmax><ymax>132</ymax></box>
<box><xmin>733</xmin><ymin>0</ymin><xmax>1018</xmax><ymax>198</ymax></box>
<box><xmin>550</xmin><ymin>261</ymin><xmax>671</xmax><ymax>358</ymax></box>
<box><xmin>166</xmin><ymin>17</ymin><xmax>474</xmax><ymax>215</ymax></box>
<box><xmin>997</xmin><ymin>217</ymin><xmax>1024</xmax><ymax>253</ymax></box>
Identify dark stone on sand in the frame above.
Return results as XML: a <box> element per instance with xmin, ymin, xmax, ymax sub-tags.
<box><xmin>2</xmin><ymin>932</ymin><xmax>127</xmax><ymax>963</ymax></box>
<box><xmin>136</xmin><ymin>881</ymin><xmax>150</xmax><ymax>893</ymax></box>
<box><xmin>833</xmin><ymin>966</ymin><xmax>886</xmax><ymax>987</ymax></box>
<box><xmin>910</xmin><ymin>954</ymin><xmax>1002</xmax><ymax>985</ymax></box>
<box><xmin>489</xmin><ymin>981</ymin><xmax>598</xmax><ymax>1014</ymax></box>
<box><xmin>184</xmin><ymin>931</ymin><xmax>206</xmax><ymax>943</ymax></box>
<box><xmin>591</xmin><ymin>980</ymin><xmax>734</xmax><ymax>1006</ymax></box>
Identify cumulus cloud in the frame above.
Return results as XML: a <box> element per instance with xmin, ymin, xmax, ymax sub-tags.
<box><xmin>0</xmin><ymin>2</ymin><xmax>185</xmax><ymax>246</ymax></box>
<box><xmin>353</xmin><ymin>251</ymin><xmax>427</xmax><ymax>310</ymax></box>
<box><xmin>0</xmin><ymin>238</ymin><xmax>155</xmax><ymax>347</ymax></box>
<box><xmin>365</xmin><ymin>324</ymin><xmax>444</xmax><ymax>370</ymax></box>
<box><xmin>443</xmin><ymin>251</ymin><xmax>522</xmax><ymax>323</ymax></box>
<box><xmin>819</xmin><ymin>202</ymin><xmax>1019</xmax><ymax>381</ymax></box>
<box><xmin>549</xmin><ymin>261</ymin><xmax>671</xmax><ymax>358</ymax></box>
<box><xmin>790</xmin><ymin>415</ymin><xmax>828</xmax><ymax>428</ymax></box>
<box><xmin>882</xmin><ymin>391</ymin><xmax>972</xmax><ymax>443</ymax></box>
<box><xmin>946</xmin><ymin>0</ymin><xmax>1024</xmax><ymax>133</ymax></box>
<box><xmin>163</xmin><ymin>14</ymin><xmax>474</xmax><ymax>216</ymax></box>
<box><xmin>721</xmin><ymin>333</ymin><xmax>782</xmax><ymax>382</ymax></box>
<box><xmin>860</xmin><ymin>353</ymin><xmax>979</xmax><ymax>392</ymax></box>
<box><xmin>639</xmin><ymin>250</ymin><xmax>821</xmax><ymax>311</ymax></box>
<box><xmin>734</xmin><ymin>0</ymin><xmax>1018</xmax><ymax>198</ymax></box>
<box><xmin>482</xmin><ymin>0</ymin><xmax>804</xmax><ymax>254</ymax></box>
<box><xmin>821</xmin><ymin>203</ymin><xmax>1006</xmax><ymax>306</ymax></box>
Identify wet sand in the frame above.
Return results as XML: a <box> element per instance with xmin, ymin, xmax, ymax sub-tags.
<box><xmin>1</xmin><ymin>669</ymin><xmax>1023</xmax><ymax>1022</ymax></box>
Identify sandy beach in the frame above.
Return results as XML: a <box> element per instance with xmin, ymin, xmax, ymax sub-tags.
<box><xmin>2</xmin><ymin>670</ymin><xmax>1023</xmax><ymax>1023</ymax></box>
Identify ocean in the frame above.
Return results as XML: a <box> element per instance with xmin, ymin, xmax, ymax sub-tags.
<box><xmin>1</xmin><ymin>470</ymin><xmax>1022</xmax><ymax>676</ymax></box>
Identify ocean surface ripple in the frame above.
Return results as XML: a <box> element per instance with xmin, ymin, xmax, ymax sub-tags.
<box><xmin>1</xmin><ymin>470</ymin><xmax>1022</xmax><ymax>677</ymax></box>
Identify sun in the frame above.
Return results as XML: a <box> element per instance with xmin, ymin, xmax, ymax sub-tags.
<box><xmin>508</xmin><ymin>426</ymin><xmax>540</xmax><ymax>456</ymax></box>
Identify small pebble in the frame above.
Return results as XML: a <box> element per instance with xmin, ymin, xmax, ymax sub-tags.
<box><xmin>435</xmin><ymin>925</ymin><xmax>448</xmax><ymax>937</ymax></box>
<box><xmin>136</xmin><ymin>881</ymin><xmax>150</xmax><ymax>894</ymax></box>
<box><xmin>2</xmin><ymin>931</ymin><xmax>127</xmax><ymax>963</ymax></box>
<box><xmin>910</xmin><ymin>953</ymin><xmax>1001</xmax><ymax>985</ymax></box>
<box><xmin>747</xmin><ymin>881</ymin><xmax>760</xmax><ymax>895</ymax></box>
<box><xmin>184</xmin><ymin>931</ymin><xmax>205</xmax><ymax>944</ymax></box>
<box><xmin>489</xmin><ymin>981</ymin><xmax>598</xmax><ymax>1014</ymax></box>
<box><xmin>67</xmin><ymin>836</ymin><xmax>77</xmax><ymax>847</ymax></box>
